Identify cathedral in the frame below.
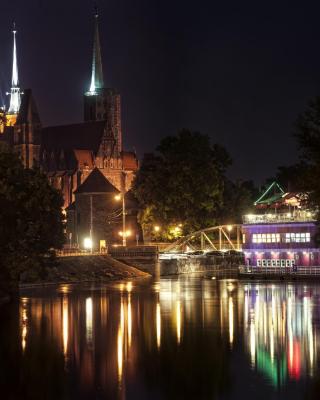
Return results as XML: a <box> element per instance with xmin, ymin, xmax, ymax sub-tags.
<box><xmin>0</xmin><ymin>12</ymin><xmax>141</xmax><ymax>248</ymax></box>
<box><xmin>0</xmin><ymin>12</ymin><xmax>138</xmax><ymax>207</ymax></box>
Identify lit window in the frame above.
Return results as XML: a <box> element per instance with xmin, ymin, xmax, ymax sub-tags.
<box><xmin>284</xmin><ymin>232</ymin><xmax>311</xmax><ymax>243</ymax></box>
<box><xmin>242</xmin><ymin>234</ymin><xmax>246</xmax><ymax>244</ymax></box>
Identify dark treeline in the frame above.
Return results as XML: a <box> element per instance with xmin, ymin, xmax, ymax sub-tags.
<box><xmin>133</xmin><ymin>97</ymin><xmax>320</xmax><ymax>241</ymax></box>
<box><xmin>0</xmin><ymin>144</ymin><xmax>65</xmax><ymax>296</ymax></box>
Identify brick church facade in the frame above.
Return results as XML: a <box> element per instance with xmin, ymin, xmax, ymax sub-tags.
<box><xmin>0</xmin><ymin>12</ymin><xmax>141</xmax><ymax>248</ymax></box>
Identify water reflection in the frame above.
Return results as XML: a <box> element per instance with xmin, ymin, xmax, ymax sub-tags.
<box><xmin>20</xmin><ymin>297</ymin><xmax>28</xmax><ymax>352</ymax></box>
<box><xmin>243</xmin><ymin>283</ymin><xmax>317</xmax><ymax>387</ymax></box>
<box><xmin>62</xmin><ymin>294</ymin><xmax>68</xmax><ymax>358</ymax></box>
<box><xmin>1</xmin><ymin>278</ymin><xmax>320</xmax><ymax>399</ymax></box>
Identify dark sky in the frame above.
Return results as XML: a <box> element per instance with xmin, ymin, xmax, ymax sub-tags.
<box><xmin>1</xmin><ymin>0</ymin><xmax>320</xmax><ymax>183</ymax></box>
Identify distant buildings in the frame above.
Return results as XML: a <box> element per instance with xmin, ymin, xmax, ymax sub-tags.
<box><xmin>242</xmin><ymin>182</ymin><xmax>319</xmax><ymax>269</ymax></box>
<box><xmin>0</xmin><ymin>12</ymin><xmax>141</xmax><ymax>248</ymax></box>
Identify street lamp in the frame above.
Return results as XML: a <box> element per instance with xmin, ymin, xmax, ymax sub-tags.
<box><xmin>114</xmin><ymin>192</ymin><xmax>127</xmax><ymax>246</ymax></box>
<box><xmin>84</xmin><ymin>237</ymin><xmax>93</xmax><ymax>251</ymax></box>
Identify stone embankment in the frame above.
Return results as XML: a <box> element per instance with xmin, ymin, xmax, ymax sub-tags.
<box><xmin>20</xmin><ymin>255</ymin><xmax>150</xmax><ymax>287</ymax></box>
<box><xmin>160</xmin><ymin>255</ymin><xmax>242</xmax><ymax>275</ymax></box>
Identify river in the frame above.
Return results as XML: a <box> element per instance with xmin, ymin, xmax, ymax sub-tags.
<box><xmin>1</xmin><ymin>274</ymin><xmax>320</xmax><ymax>399</ymax></box>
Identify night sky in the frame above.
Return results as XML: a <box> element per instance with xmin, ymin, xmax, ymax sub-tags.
<box><xmin>1</xmin><ymin>0</ymin><xmax>320</xmax><ymax>183</ymax></box>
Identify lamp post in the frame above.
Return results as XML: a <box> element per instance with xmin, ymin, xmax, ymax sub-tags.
<box><xmin>115</xmin><ymin>172</ymin><xmax>127</xmax><ymax>247</ymax></box>
<box><xmin>90</xmin><ymin>195</ymin><xmax>93</xmax><ymax>253</ymax></box>
<box><xmin>121</xmin><ymin>190</ymin><xmax>126</xmax><ymax>247</ymax></box>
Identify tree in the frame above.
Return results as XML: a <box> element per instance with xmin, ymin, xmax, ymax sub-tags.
<box><xmin>219</xmin><ymin>179</ymin><xmax>257</xmax><ymax>224</ymax></box>
<box><xmin>0</xmin><ymin>144</ymin><xmax>65</xmax><ymax>293</ymax></box>
<box><xmin>294</xmin><ymin>97</ymin><xmax>320</xmax><ymax>208</ymax></box>
<box><xmin>264</xmin><ymin>162</ymin><xmax>313</xmax><ymax>193</ymax></box>
<box><xmin>132</xmin><ymin>130</ymin><xmax>231</xmax><ymax>240</ymax></box>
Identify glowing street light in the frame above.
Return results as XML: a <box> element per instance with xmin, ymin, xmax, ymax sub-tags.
<box><xmin>119</xmin><ymin>230</ymin><xmax>132</xmax><ymax>238</ymax></box>
<box><xmin>84</xmin><ymin>237</ymin><xmax>93</xmax><ymax>250</ymax></box>
<box><xmin>154</xmin><ymin>225</ymin><xmax>161</xmax><ymax>233</ymax></box>
<box><xmin>227</xmin><ymin>225</ymin><xmax>233</xmax><ymax>232</ymax></box>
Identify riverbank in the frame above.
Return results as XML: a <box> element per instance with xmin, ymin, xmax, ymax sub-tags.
<box><xmin>20</xmin><ymin>255</ymin><xmax>150</xmax><ymax>288</ymax></box>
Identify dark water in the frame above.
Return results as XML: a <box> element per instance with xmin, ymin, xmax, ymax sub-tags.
<box><xmin>1</xmin><ymin>276</ymin><xmax>320</xmax><ymax>400</ymax></box>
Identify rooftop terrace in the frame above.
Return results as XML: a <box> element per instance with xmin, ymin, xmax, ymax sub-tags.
<box><xmin>243</xmin><ymin>211</ymin><xmax>316</xmax><ymax>225</ymax></box>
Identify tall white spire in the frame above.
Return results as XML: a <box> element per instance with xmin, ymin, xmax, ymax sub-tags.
<box><xmin>8</xmin><ymin>23</ymin><xmax>21</xmax><ymax>114</ymax></box>
<box><xmin>88</xmin><ymin>7</ymin><xmax>104</xmax><ymax>95</ymax></box>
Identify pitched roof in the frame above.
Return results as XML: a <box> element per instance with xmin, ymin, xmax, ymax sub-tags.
<box><xmin>16</xmin><ymin>89</ymin><xmax>41</xmax><ymax>125</ymax></box>
<box><xmin>41</xmin><ymin>120</ymin><xmax>106</xmax><ymax>153</ymax></box>
<box><xmin>75</xmin><ymin>168</ymin><xmax>120</xmax><ymax>194</ymax></box>
<box><xmin>254</xmin><ymin>182</ymin><xmax>285</xmax><ymax>206</ymax></box>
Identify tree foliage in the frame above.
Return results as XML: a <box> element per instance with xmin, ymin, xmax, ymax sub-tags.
<box><xmin>133</xmin><ymin>130</ymin><xmax>234</xmax><ymax>239</ymax></box>
<box><xmin>294</xmin><ymin>97</ymin><xmax>320</xmax><ymax>207</ymax></box>
<box><xmin>0</xmin><ymin>144</ymin><xmax>65</xmax><ymax>292</ymax></box>
<box><xmin>220</xmin><ymin>179</ymin><xmax>256</xmax><ymax>224</ymax></box>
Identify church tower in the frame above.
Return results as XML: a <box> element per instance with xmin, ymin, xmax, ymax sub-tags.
<box><xmin>84</xmin><ymin>9</ymin><xmax>122</xmax><ymax>157</ymax></box>
<box><xmin>6</xmin><ymin>23</ymin><xmax>21</xmax><ymax>126</ymax></box>
<box><xmin>13</xmin><ymin>89</ymin><xmax>42</xmax><ymax>169</ymax></box>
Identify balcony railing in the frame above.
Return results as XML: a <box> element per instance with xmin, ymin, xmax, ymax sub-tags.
<box><xmin>243</xmin><ymin>211</ymin><xmax>316</xmax><ymax>225</ymax></box>
<box><xmin>239</xmin><ymin>266</ymin><xmax>320</xmax><ymax>276</ymax></box>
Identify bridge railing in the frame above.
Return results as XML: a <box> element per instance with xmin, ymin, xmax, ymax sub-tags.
<box><xmin>164</xmin><ymin>224</ymin><xmax>243</xmax><ymax>253</ymax></box>
<box><xmin>239</xmin><ymin>266</ymin><xmax>320</xmax><ymax>275</ymax></box>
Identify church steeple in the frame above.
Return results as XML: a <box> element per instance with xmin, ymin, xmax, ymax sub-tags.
<box><xmin>88</xmin><ymin>8</ymin><xmax>104</xmax><ymax>94</ymax></box>
<box><xmin>8</xmin><ymin>22</ymin><xmax>21</xmax><ymax>116</ymax></box>
<box><xmin>83</xmin><ymin>6</ymin><xmax>122</xmax><ymax>156</ymax></box>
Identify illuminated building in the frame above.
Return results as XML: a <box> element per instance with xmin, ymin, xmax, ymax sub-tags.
<box><xmin>67</xmin><ymin>168</ymin><xmax>142</xmax><ymax>248</ymax></box>
<box><xmin>0</xmin><ymin>108</ymin><xmax>6</xmax><ymax>134</ymax></box>
<box><xmin>242</xmin><ymin>182</ymin><xmax>319</xmax><ymax>268</ymax></box>
<box><xmin>1</xmin><ymin>10</ymin><xmax>140</xmax><ymax>245</ymax></box>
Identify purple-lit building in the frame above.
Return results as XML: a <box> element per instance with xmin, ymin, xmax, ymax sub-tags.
<box><xmin>242</xmin><ymin>182</ymin><xmax>320</xmax><ymax>268</ymax></box>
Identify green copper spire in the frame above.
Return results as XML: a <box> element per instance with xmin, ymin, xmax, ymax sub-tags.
<box><xmin>88</xmin><ymin>8</ymin><xmax>104</xmax><ymax>94</ymax></box>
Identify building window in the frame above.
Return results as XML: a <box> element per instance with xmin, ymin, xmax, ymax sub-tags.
<box><xmin>259</xmin><ymin>258</ymin><xmax>294</xmax><ymax>268</ymax></box>
<box><xmin>285</xmin><ymin>232</ymin><xmax>310</xmax><ymax>243</ymax></box>
<box><xmin>252</xmin><ymin>233</ymin><xmax>280</xmax><ymax>243</ymax></box>
<box><xmin>242</xmin><ymin>234</ymin><xmax>246</xmax><ymax>244</ymax></box>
